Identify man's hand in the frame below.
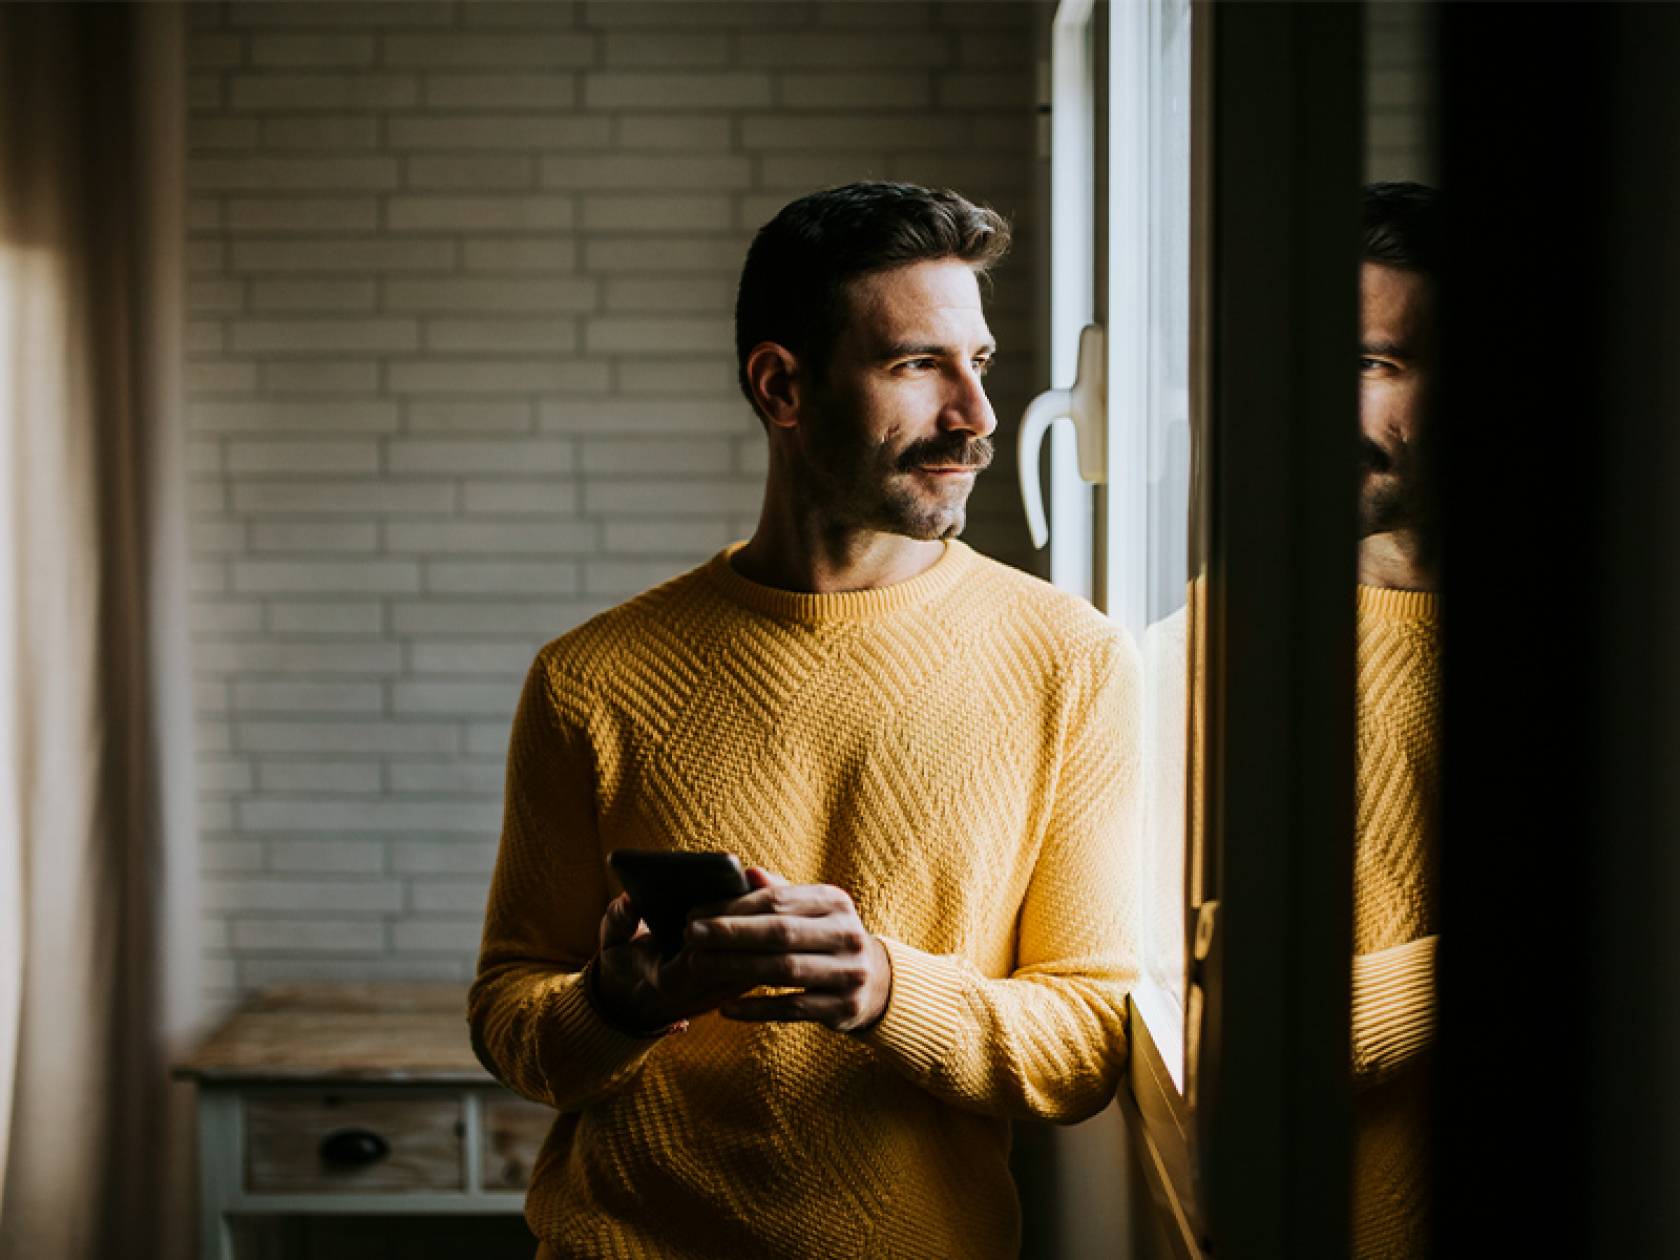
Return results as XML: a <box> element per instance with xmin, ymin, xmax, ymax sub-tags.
<box><xmin>590</xmin><ymin>867</ymin><xmax>893</xmax><ymax>1035</ymax></box>
<box><xmin>591</xmin><ymin>889</ymin><xmax>748</xmax><ymax>1034</ymax></box>
<box><xmin>688</xmin><ymin>869</ymin><xmax>893</xmax><ymax>1034</ymax></box>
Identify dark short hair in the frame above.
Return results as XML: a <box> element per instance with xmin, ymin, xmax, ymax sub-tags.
<box><xmin>1362</xmin><ymin>181</ymin><xmax>1441</xmax><ymax>276</ymax></box>
<box><xmin>734</xmin><ymin>181</ymin><xmax>1012</xmax><ymax>419</ymax></box>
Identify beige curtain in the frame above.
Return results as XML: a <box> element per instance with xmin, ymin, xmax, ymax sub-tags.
<box><xmin>0</xmin><ymin>5</ymin><xmax>197</xmax><ymax>1259</ymax></box>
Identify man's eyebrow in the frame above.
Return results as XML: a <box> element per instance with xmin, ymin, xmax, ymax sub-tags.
<box><xmin>876</xmin><ymin>340</ymin><xmax>998</xmax><ymax>361</ymax></box>
<box><xmin>1360</xmin><ymin>338</ymin><xmax>1411</xmax><ymax>358</ymax></box>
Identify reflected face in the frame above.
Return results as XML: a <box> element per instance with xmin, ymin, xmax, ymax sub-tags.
<box><xmin>1358</xmin><ymin>261</ymin><xmax>1437</xmax><ymax>538</ymax></box>
<box><xmin>794</xmin><ymin>259</ymin><xmax>998</xmax><ymax>541</ymax></box>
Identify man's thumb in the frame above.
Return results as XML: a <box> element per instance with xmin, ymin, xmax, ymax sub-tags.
<box><xmin>600</xmin><ymin>892</ymin><xmax>640</xmax><ymax>948</ymax></box>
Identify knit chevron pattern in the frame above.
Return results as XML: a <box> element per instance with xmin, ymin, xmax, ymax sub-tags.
<box><xmin>1350</xmin><ymin>584</ymin><xmax>1440</xmax><ymax>1260</ymax></box>
<box><xmin>1352</xmin><ymin>586</ymin><xmax>1441</xmax><ymax>955</ymax></box>
<box><xmin>468</xmin><ymin>540</ymin><xmax>1142</xmax><ymax>1260</ymax></box>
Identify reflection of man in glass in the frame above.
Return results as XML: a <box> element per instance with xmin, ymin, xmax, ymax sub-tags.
<box><xmin>1350</xmin><ymin>181</ymin><xmax>1441</xmax><ymax>1259</ymax></box>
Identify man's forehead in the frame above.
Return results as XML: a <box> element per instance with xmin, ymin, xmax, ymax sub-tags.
<box><xmin>843</xmin><ymin>260</ymin><xmax>993</xmax><ymax>348</ymax></box>
<box><xmin>1361</xmin><ymin>262</ymin><xmax>1433</xmax><ymax>342</ymax></box>
<box><xmin>1361</xmin><ymin>262</ymin><xmax>1432</xmax><ymax>310</ymax></box>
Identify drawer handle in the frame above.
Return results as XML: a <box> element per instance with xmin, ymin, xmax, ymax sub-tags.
<box><xmin>318</xmin><ymin>1127</ymin><xmax>390</xmax><ymax>1168</ymax></box>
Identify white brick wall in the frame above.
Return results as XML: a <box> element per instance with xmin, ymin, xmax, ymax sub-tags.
<box><xmin>1366</xmin><ymin>2</ymin><xmax>1438</xmax><ymax>185</ymax></box>
<box><xmin>185</xmin><ymin>0</ymin><xmax>1043</xmax><ymax>1014</ymax></box>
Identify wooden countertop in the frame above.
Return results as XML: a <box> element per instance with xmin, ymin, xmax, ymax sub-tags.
<box><xmin>173</xmin><ymin>984</ymin><xmax>497</xmax><ymax>1085</ymax></box>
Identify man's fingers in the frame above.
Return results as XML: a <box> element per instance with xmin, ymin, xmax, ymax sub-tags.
<box><xmin>688</xmin><ymin>881</ymin><xmax>850</xmax><ymax>927</ymax></box>
<box><xmin>685</xmin><ymin>883</ymin><xmax>787</xmax><ymax>923</ymax></box>
<box><xmin>746</xmin><ymin>865</ymin><xmax>789</xmax><ymax>890</ymax></box>
<box><xmin>687</xmin><ymin>911</ymin><xmax>866</xmax><ymax>954</ymax></box>
<box><xmin>646</xmin><ymin>950</ymin><xmax>761</xmax><ymax>1015</ymax></box>
<box><xmin>685</xmin><ymin>948</ymin><xmax>866</xmax><ymax>990</ymax></box>
<box><xmin>600</xmin><ymin>892</ymin><xmax>643</xmax><ymax>948</ymax></box>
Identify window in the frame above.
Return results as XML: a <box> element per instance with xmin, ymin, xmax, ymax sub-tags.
<box><xmin>1025</xmin><ymin>2</ymin><xmax>1203</xmax><ymax>1246</ymax></box>
<box><xmin>1027</xmin><ymin>3</ymin><xmax>1363</xmax><ymax>1254</ymax></box>
<box><xmin>1106</xmin><ymin>0</ymin><xmax>1194</xmax><ymax>1092</ymax></box>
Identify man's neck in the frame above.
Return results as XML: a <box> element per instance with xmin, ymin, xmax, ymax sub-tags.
<box><xmin>1357</xmin><ymin>530</ymin><xmax>1439</xmax><ymax>593</ymax></box>
<box><xmin>732</xmin><ymin>487</ymin><xmax>945</xmax><ymax>594</ymax></box>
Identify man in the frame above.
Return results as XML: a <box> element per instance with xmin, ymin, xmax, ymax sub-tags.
<box><xmin>1349</xmin><ymin>180</ymin><xmax>1442</xmax><ymax>1259</ymax></box>
<box><xmin>468</xmin><ymin>182</ymin><xmax>1141</xmax><ymax>1258</ymax></box>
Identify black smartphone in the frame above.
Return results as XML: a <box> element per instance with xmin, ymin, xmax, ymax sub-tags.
<box><xmin>606</xmin><ymin>849</ymin><xmax>752</xmax><ymax>959</ymax></box>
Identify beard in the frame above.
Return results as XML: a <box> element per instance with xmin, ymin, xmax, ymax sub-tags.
<box><xmin>1357</xmin><ymin>432</ymin><xmax>1439</xmax><ymax>545</ymax></box>
<box><xmin>799</xmin><ymin>399</ymin><xmax>994</xmax><ymax>541</ymax></box>
<box><xmin>1358</xmin><ymin>476</ymin><xmax>1408</xmax><ymax>537</ymax></box>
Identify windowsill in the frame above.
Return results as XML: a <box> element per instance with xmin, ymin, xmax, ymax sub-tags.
<box><xmin>1131</xmin><ymin>975</ymin><xmax>1186</xmax><ymax>1095</ymax></box>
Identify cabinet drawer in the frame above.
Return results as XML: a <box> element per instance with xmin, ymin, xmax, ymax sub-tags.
<box><xmin>479</xmin><ymin>1094</ymin><xmax>554</xmax><ymax>1192</ymax></box>
<box><xmin>245</xmin><ymin>1093</ymin><xmax>464</xmax><ymax>1194</ymax></box>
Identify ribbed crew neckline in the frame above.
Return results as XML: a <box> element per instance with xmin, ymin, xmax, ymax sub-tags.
<box><xmin>705</xmin><ymin>539</ymin><xmax>973</xmax><ymax>623</ymax></box>
<box><xmin>1357</xmin><ymin>583</ymin><xmax>1439</xmax><ymax>622</ymax></box>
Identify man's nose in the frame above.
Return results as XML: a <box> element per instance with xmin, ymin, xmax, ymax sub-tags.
<box><xmin>940</xmin><ymin>364</ymin><xmax>997</xmax><ymax>439</ymax></box>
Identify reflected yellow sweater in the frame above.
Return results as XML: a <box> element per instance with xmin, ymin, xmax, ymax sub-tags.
<box><xmin>469</xmin><ymin>540</ymin><xmax>1142</xmax><ymax>1259</ymax></box>
<box><xmin>1351</xmin><ymin>585</ymin><xmax>1441</xmax><ymax>1259</ymax></box>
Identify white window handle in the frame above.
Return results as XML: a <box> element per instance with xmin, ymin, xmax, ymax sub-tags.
<box><xmin>1017</xmin><ymin>323</ymin><xmax>1107</xmax><ymax>549</ymax></box>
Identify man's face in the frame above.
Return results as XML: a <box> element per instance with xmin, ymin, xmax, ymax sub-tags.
<box><xmin>1358</xmin><ymin>261</ymin><xmax>1437</xmax><ymax>539</ymax></box>
<box><xmin>792</xmin><ymin>258</ymin><xmax>997</xmax><ymax>542</ymax></box>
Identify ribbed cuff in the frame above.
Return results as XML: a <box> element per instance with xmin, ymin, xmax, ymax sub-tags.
<box><xmin>537</xmin><ymin>967</ymin><xmax>668</xmax><ymax>1093</ymax></box>
<box><xmin>858</xmin><ymin>937</ymin><xmax>970</xmax><ymax>1080</ymax></box>
<box><xmin>1351</xmin><ymin>934</ymin><xmax>1438</xmax><ymax>1083</ymax></box>
<box><xmin>581</xmin><ymin>954</ymin><xmax>686</xmax><ymax>1038</ymax></box>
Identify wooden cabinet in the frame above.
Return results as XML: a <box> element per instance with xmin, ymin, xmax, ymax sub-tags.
<box><xmin>175</xmin><ymin>985</ymin><xmax>553</xmax><ymax>1260</ymax></box>
<box><xmin>244</xmin><ymin>1093</ymin><xmax>467</xmax><ymax>1195</ymax></box>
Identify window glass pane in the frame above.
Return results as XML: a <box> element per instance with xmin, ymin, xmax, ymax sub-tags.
<box><xmin>1108</xmin><ymin>0</ymin><xmax>1195</xmax><ymax>1081</ymax></box>
<box><xmin>1146</xmin><ymin>0</ymin><xmax>1192</xmax><ymax>632</ymax></box>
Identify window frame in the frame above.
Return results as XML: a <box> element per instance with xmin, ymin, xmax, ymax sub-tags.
<box><xmin>1036</xmin><ymin>3</ymin><xmax>1362</xmax><ymax>1251</ymax></box>
<box><xmin>1106</xmin><ymin>0</ymin><xmax>1209</xmax><ymax>1250</ymax></box>
<box><xmin>1190</xmin><ymin>3</ymin><xmax>1361</xmax><ymax>1253</ymax></box>
<box><xmin>1102</xmin><ymin>3</ymin><xmax>1364</xmax><ymax>1255</ymax></box>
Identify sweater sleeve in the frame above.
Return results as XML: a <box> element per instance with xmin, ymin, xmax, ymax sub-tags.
<box><xmin>1350</xmin><ymin>933</ymin><xmax>1437</xmax><ymax>1090</ymax></box>
<box><xmin>466</xmin><ymin>651</ymin><xmax>661</xmax><ymax>1111</ymax></box>
<box><xmin>859</xmin><ymin>634</ymin><xmax>1141</xmax><ymax>1124</ymax></box>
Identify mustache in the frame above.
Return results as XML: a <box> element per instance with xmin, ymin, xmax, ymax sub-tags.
<box><xmin>897</xmin><ymin>435</ymin><xmax>995</xmax><ymax>472</ymax></box>
<box><xmin>1358</xmin><ymin>435</ymin><xmax>1392</xmax><ymax>474</ymax></box>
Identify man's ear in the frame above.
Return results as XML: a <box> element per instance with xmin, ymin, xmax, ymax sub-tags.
<box><xmin>745</xmin><ymin>342</ymin><xmax>803</xmax><ymax>431</ymax></box>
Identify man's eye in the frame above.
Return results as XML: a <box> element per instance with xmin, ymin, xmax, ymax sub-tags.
<box><xmin>974</xmin><ymin>357</ymin><xmax>994</xmax><ymax>375</ymax></box>
<box><xmin>1360</xmin><ymin>357</ymin><xmax>1390</xmax><ymax>373</ymax></box>
<box><xmin>900</xmin><ymin>358</ymin><xmax>936</xmax><ymax>372</ymax></box>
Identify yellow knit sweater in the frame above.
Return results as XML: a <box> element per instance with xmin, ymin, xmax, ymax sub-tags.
<box><xmin>1350</xmin><ymin>584</ymin><xmax>1440</xmax><ymax>1259</ymax></box>
<box><xmin>468</xmin><ymin>539</ymin><xmax>1142</xmax><ymax>1259</ymax></box>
